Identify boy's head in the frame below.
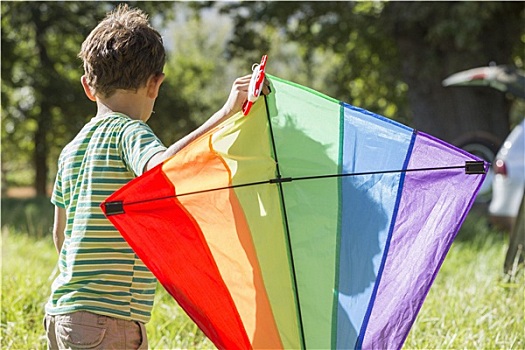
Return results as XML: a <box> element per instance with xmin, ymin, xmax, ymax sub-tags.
<box><xmin>79</xmin><ymin>4</ymin><xmax>165</xmax><ymax>98</ymax></box>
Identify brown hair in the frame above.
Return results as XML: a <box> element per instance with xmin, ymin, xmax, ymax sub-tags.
<box><xmin>79</xmin><ymin>4</ymin><xmax>165</xmax><ymax>98</ymax></box>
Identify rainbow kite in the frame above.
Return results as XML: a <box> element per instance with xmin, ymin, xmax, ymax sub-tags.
<box><xmin>102</xmin><ymin>73</ymin><xmax>487</xmax><ymax>349</ymax></box>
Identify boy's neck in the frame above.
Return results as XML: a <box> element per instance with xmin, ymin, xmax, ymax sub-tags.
<box><xmin>95</xmin><ymin>87</ymin><xmax>152</xmax><ymax>122</ymax></box>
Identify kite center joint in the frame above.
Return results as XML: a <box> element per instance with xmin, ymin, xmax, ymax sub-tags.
<box><xmin>269</xmin><ymin>176</ymin><xmax>293</xmax><ymax>184</ymax></box>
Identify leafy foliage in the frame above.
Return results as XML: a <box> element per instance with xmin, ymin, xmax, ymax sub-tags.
<box><xmin>1</xmin><ymin>2</ymin><xmax>175</xmax><ymax>193</ymax></box>
<box><xmin>1</xmin><ymin>2</ymin><xmax>99</xmax><ymax>190</ymax></box>
<box><xmin>214</xmin><ymin>1</ymin><xmax>524</xmax><ymax>144</ymax></box>
<box><xmin>149</xmin><ymin>9</ymin><xmax>243</xmax><ymax>145</ymax></box>
<box><xmin>2</xmin><ymin>2</ymin><xmax>524</xmax><ymax>192</ymax></box>
<box><xmin>215</xmin><ymin>1</ymin><xmax>409</xmax><ymax>120</ymax></box>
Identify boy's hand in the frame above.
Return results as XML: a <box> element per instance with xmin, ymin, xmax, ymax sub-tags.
<box><xmin>147</xmin><ymin>75</ymin><xmax>270</xmax><ymax>171</ymax></box>
<box><xmin>221</xmin><ymin>75</ymin><xmax>271</xmax><ymax>118</ymax></box>
<box><xmin>222</xmin><ymin>75</ymin><xmax>251</xmax><ymax>118</ymax></box>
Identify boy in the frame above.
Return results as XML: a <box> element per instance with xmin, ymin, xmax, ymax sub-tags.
<box><xmin>45</xmin><ymin>4</ymin><xmax>264</xmax><ymax>349</ymax></box>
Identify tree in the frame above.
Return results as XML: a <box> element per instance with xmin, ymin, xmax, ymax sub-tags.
<box><xmin>216</xmin><ymin>2</ymin><xmax>408</xmax><ymax>121</ymax></box>
<box><xmin>216</xmin><ymin>1</ymin><xmax>524</xmax><ymax>147</ymax></box>
<box><xmin>2</xmin><ymin>2</ymin><xmax>97</xmax><ymax>195</ymax></box>
<box><xmin>382</xmin><ymin>2</ymin><xmax>523</xmax><ymax>144</ymax></box>
<box><xmin>150</xmin><ymin>7</ymin><xmax>245</xmax><ymax>145</ymax></box>
<box><xmin>1</xmin><ymin>1</ymin><xmax>175</xmax><ymax>195</ymax></box>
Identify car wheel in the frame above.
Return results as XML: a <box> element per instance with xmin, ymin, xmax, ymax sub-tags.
<box><xmin>455</xmin><ymin>133</ymin><xmax>501</xmax><ymax>203</ymax></box>
<box><xmin>504</xmin><ymin>193</ymin><xmax>525</xmax><ymax>273</ymax></box>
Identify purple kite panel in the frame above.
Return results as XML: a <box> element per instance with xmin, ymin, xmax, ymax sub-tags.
<box><xmin>359</xmin><ymin>132</ymin><xmax>486</xmax><ymax>349</ymax></box>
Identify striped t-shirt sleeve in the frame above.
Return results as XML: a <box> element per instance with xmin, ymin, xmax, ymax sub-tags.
<box><xmin>120</xmin><ymin>120</ymin><xmax>167</xmax><ymax>176</ymax></box>
<box><xmin>51</xmin><ymin>162</ymin><xmax>65</xmax><ymax>208</ymax></box>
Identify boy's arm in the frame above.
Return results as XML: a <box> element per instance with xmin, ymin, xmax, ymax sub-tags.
<box><xmin>53</xmin><ymin>206</ymin><xmax>66</xmax><ymax>253</ymax></box>
<box><xmin>146</xmin><ymin>74</ymin><xmax>263</xmax><ymax>171</ymax></box>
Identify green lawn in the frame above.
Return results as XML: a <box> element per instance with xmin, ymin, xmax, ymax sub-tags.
<box><xmin>1</xmin><ymin>208</ymin><xmax>523</xmax><ymax>349</ymax></box>
<box><xmin>404</xmin><ymin>213</ymin><xmax>524</xmax><ymax>349</ymax></box>
<box><xmin>0</xmin><ymin>228</ymin><xmax>213</xmax><ymax>349</ymax></box>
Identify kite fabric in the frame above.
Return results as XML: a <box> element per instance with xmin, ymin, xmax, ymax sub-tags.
<box><xmin>102</xmin><ymin>74</ymin><xmax>487</xmax><ymax>350</ymax></box>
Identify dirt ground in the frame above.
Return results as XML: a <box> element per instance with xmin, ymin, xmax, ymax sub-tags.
<box><xmin>4</xmin><ymin>186</ymin><xmax>52</xmax><ymax>198</ymax></box>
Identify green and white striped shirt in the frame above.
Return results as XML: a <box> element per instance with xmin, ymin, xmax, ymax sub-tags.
<box><xmin>48</xmin><ymin>113</ymin><xmax>166</xmax><ymax>323</ymax></box>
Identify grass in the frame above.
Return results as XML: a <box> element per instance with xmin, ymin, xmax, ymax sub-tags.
<box><xmin>147</xmin><ymin>287</ymin><xmax>214</xmax><ymax>349</ymax></box>
<box><xmin>1</xmin><ymin>197</ymin><xmax>54</xmax><ymax>238</ymax></box>
<box><xmin>1</xmin><ymin>198</ymin><xmax>523</xmax><ymax>349</ymax></box>
<box><xmin>404</xmin><ymin>213</ymin><xmax>524</xmax><ymax>349</ymax></box>
<box><xmin>0</xmin><ymin>227</ymin><xmax>213</xmax><ymax>349</ymax></box>
<box><xmin>1</xmin><ymin>230</ymin><xmax>56</xmax><ymax>348</ymax></box>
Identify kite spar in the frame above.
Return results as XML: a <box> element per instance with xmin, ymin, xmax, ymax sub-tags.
<box><xmin>101</xmin><ymin>56</ymin><xmax>487</xmax><ymax>349</ymax></box>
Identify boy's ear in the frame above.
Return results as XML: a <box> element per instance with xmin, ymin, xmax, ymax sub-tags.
<box><xmin>146</xmin><ymin>73</ymin><xmax>165</xmax><ymax>99</ymax></box>
<box><xmin>81</xmin><ymin>75</ymin><xmax>96</xmax><ymax>102</ymax></box>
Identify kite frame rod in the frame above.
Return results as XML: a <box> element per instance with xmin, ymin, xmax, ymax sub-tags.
<box><xmin>264</xmin><ymin>95</ymin><xmax>308</xmax><ymax>350</ymax></box>
<box><xmin>273</xmin><ymin>163</ymin><xmax>481</xmax><ymax>183</ymax></box>
<box><xmin>104</xmin><ymin>161</ymin><xmax>486</xmax><ymax>213</ymax></box>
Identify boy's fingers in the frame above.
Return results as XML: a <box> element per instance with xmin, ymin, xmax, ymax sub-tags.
<box><xmin>235</xmin><ymin>74</ymin><xmax>252</xmax><ymax>86</ymax></box>
<box><xmin>261</xmin><ymin>77</ymin><xmax>271</xmax><ymax>96</ymax></box>
<box><xmin>233</xmin><ymin>74</ymin><xmax>271</xmax><ymax>95</ymax></box>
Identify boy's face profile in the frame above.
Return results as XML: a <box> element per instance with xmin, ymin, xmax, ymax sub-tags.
<box><xmin>142</xmin><ymin>72</ymin><xmax>165</xmax><ymax>122</ymax></box>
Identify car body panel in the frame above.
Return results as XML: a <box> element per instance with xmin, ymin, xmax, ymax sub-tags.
<box><xmin>489</xmin><ymin>119</ymin><xmax>525</xmax><ymax>230</ymax></box>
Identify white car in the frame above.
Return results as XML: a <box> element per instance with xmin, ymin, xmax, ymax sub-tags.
<box><xmin>442</xmin><ymin>64</ymin><xmax>525</xmax><ymax>204</ymax></box>
<box><xmin>489</xmin><ymin>119</ymin><xmax>525</xmax><ymax>230</ymax></box>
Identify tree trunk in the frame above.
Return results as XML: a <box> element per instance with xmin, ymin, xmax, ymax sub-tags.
<box><xmin>396</xmin><ymin>34</ymin><xmax>511</xmax><ymax>146</ymax></box>
<box><xmin>385</xmin><ymin>2</ymin><xmax>522</xmax><ymax>148</ymax></box>
<box><xmin>504</xmin><ymin>194</ymin><xmax>525</xmax><ymax>273</ymax></box>
<box><xmin>34</xmin><ymin>102</ymin><xmax>50</xmax><ymax>196</ymax></box>
<box><xmin>33</xmin><ymin>7</ymin><xmax>52</xmax><ymax>197</ymax></box>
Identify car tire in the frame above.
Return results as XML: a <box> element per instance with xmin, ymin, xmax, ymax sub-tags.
<box><xmin>454</xmin><ymin>132</ymin><xmax>502</xmax><ymax>204</ymax></box>
<box><xmin>504</xmin><ymin>192</ymin><xmax>525</xmax><ymax>273</ymax></box>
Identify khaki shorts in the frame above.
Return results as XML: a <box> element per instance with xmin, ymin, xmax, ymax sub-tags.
<box><xmin>44</xmin><ymin>311</ymin><xmax>148</xmax><ymax>349</ymax></box>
